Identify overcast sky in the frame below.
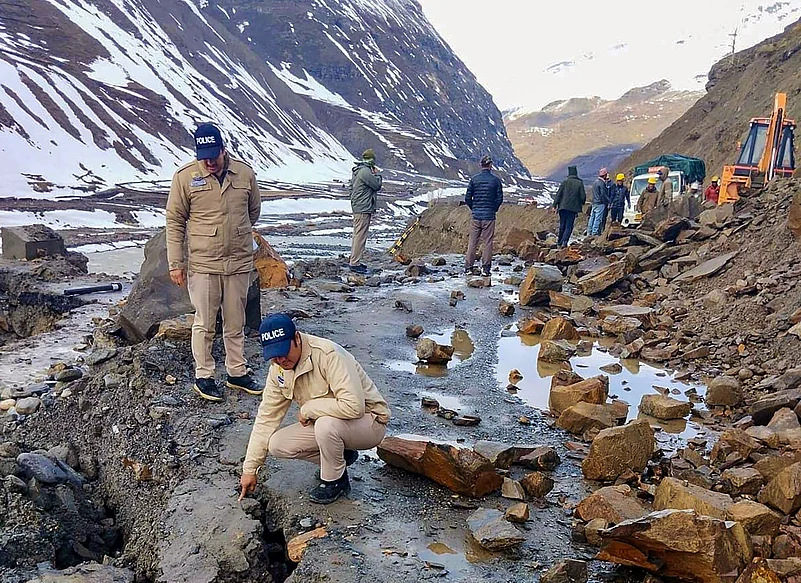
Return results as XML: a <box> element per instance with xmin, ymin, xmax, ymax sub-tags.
<box><xmin>418</xmin><ymin>0</ymin><xmax>801</xmax><ymax>111</ymax></box>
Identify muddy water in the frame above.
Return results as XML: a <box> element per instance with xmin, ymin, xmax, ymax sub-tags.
<box><xmin>385</xmin><ymin>327</ymin><xmax>475</xmax><ymax>377</ymax></box>
<box><xmin>496</xmin><ymin>331</ymin><xmax>708</xmax><ymax>441</ymax></box>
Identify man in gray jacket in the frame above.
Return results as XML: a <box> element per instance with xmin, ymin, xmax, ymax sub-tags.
<box><xmin>349</xmin><ymin>149</ymin><xmax>382</xmax><ymax>274</ymax></box>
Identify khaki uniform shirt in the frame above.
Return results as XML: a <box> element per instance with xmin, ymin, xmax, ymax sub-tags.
<box><xmin>165</xmin><ymin>156</ymin><xmax>261</xmax><ymax>275</ymax></box>
<box><xmin>242</xmin><ymin>333</ymin><xmax>391</xmax><ymax>475</ymax></box>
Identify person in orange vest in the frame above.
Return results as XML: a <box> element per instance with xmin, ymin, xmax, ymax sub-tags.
<box><xmin>705</xmin><ymin>176</ymin><xmax>720</xmax><ymax>204</ymax></box>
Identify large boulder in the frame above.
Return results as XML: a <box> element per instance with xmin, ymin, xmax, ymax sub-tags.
<box><xmin>575</xmin><ymin>485</ymin><xmax>647</xmax><ymax>524</ymax></box>
<box><xmin>597</xmin><ymin>510</ymin><xmax>753</xmax><ymax>583</ymax></box>
<box><xmin>576</xmin><ymin>261</ymin><xmax>630</xmax><ymax>296</ymax></box>
<box><xmin>466</xmin><ymin>508</ymin><xmax>525</xmax><ymax>550</ymax></box>
<box><xmin>757</xmin><ymin>462</ymin><xmax>801</xmax><ymax>515</ymax></box>
<box><xmin>727</xmin><ymin>500</ymin><xmax>782</xmax><ymax>536</ymax></box>
<box><xmin>557</xmin><ymin>402</ymin><xmax>617</xmax><ymax>435</ymax></box>
<box><xmin>541</xmin><ymin>316</ymin><xmax>580</xmax><ymax>341</ymax></box>
<box><xmin>549</xmin><ymin>376</ymin><xmax>609</xmax><ymax>416</ymax></box>
<box><xmin>749</xmin><ymin>388</ymin><xmax>801</xmax><ymax>425</ymax></box>
<box><xmin>252</xmin><ymin>231</ymin><xmax>289</xmax><ymax>288</ymax></box>
<box><xmin>653</xmin><ymin>477</ymin><xmax>733</xmax><ymax>520</ymax></box>
<box><xmin>654</xmin><ymin>216</ymin><xmax>690</xmax><ymax>242</ymax></box>
<box><xmin>639</xmin><ymin>394</ymin><xmax>692</xmax><ymax>420</ymax></box>
<box><xmin>472</xmin><ymin>442</ymin><xmax>542</xmax><ymax>470</ymax></box>
<box><xmin>706</xmin><ymin>376</ymin><xmax>743</xmax><ymax>407</ymax></box>
<box><xmin>582</xmin><ymin>419</ymin><xmax>654</xmax><ymax>481</ymax></box>
<box><xmin>520</xmin><ymin>264</ymin><xmax>564</xmax><ymax>306</ymax></box>
<box><xmin>377</xmin><ymin>437</ymin><xmax>502</xmax><ymax>498</ymax></box>
<box><xmin>118</xmin><ymin>229</ymin><xmax>261</xmax><ymax>342</ymax></box>
<box><xmin>538</xmin><ymin>340</ymin><xmax>576</xmax><ymax>363</ymax></box>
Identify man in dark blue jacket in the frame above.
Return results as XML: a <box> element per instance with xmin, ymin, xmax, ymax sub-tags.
<box><xmin>464</xmin><ymin>155</ymin><xmax>503</xmax><ymax>276</ymax></box>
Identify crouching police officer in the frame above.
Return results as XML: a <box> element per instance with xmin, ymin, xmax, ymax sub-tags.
<box><xmin>239</xmin><ymin>314</ymin><xmax>391</xmax><ymax>504</ymax></box>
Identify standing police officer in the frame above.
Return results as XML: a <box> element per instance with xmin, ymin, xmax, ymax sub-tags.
<box><xmin>166</xmin><ymin>123</ymin><xmax>263</xmax><ymax>402</ymax></box>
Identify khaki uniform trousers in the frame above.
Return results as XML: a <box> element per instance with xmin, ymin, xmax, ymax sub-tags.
<box><xmin>187</xmin><ymin>271</ymin><xmax>251</xmax><ymax>379</ymax></box>
<box><xmin>268</xmin><ymin>413</ymin><xmax>386</xmax><ymax>481</ymax></box>
<box><xmin>349</xmin><ymin>213</ymin><xmax>372</xmax><ymax>266</ymax></box>
<box><xmin>465</xmin><ymin>219</ymin><xmax>496</xmax><ymax>270</ymax></box>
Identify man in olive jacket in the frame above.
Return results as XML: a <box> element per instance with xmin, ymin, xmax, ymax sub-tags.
<box><xmin>166</xmin><ymin>123</ymin><xmax>262</xmax><ymax>402</ymax></box>
<box><xmin>552</xmin><ymin>165</ymin><xmax>586</xmax><ymax>248</ymax></box>
<box><xmin>239</xmin><ymin>314</ymin><xmax>391</xmax><ymax>504</ymax></box>
<box><xmin>349</xmin><ymin>149</ymin><xmax>383</xmax><ymax>274</ymax></box>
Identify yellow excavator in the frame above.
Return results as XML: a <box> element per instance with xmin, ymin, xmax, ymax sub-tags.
<box><xmin>719</xmin><ymin>92</ymin><xmax>796</xmax><ymax>204</ymax></box>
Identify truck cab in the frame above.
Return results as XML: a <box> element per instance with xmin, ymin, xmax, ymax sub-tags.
<box><xmin>623</xmin><ymin>171</ymin><xmax>684</xmax><ymax>227</ymax></box>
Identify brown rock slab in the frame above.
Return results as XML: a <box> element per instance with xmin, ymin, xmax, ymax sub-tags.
<box><xmin>598</xmin><ymin>305</ymin><xmax>656</xmax><ymax>328</ymax></box>
<box><xmin>518</xmin><ymin>316</ymin><xmax>545</xmax><ymax>335</ymax></box>
<box><xmin>721</xmin><ymin>467</ymin><xmax>764</xmax><ymax>496</ymax></box>
<box><xmin>707</xmin><ymin>376</ymin><xmax>743</xmax><ymax>407</ymax></box>
<box><xmin>540</xmin><ymin>559</ymin><xmax>588</xmax><ymax>583</ymax></box>
<box><xmin>757</xmin><ymin>462</ymin><xmax>801</xmax><ymax>515</ymax></box>
<box><xmin>539</xmin><ymin>340</ymin><xmax>577</xmax><ymax>363</ymax></box>
<box><xmin>766</xmin><ymin>558</ymin><xmax>801</xmax><ymax>579</ymax></box>
<box><xmin>541</xmin><ymin>316</ymin><xmax>580</xmax><ymax>341</ymax></box>
<box><xmin>549</xmin><ymin>376</ymin><xmax>609</xmax><ymax>416</ymax></box>
<box><xmin>287</xmin><ymin>527</ymin><xmax>328</xmax><ymax>562</ymax></box>
<box><xmin>734</xmin><ymin>558</ymin><xmax>783</xmax><ymax>583</ymax></box>
<box><xmin>501</xmin><ymin>477</ymin><xmax>526</xmax><ymax>501</ymax></box>
<box><xmin>639</xmin><ymin>394</ymin><xmax>692</xmax><ymax>421</ymax></box>
<box><xmin>577</xmin><ymin>261</ymin><xmax>630</xmax><ymax>296</ymax></box>
<box><xmin>416</xmin><ymin>338</ymin><xmax>454</xmax><ymax>364</ymax></box>
<box><xmin>498</xmin><ymin>300</ymin><xmax>515</xmax><ymax>317</ymax></box>
<box><xmin>520</xmin><ymin>264</ymin><xmax>564</xmax><ymax>306</ymax></box>
<box><xmin>749</xmin><ymin>389</ymin><xmax>801</xmax><ymax>425</ymax></box>
<box><xmin>600</xmin><ymin>316</ymin><xmax>643</xmax><ymax>335</ymax></box>
<box><xmin>653</xmin><ymin>477</ymin><xmax>733</xmax><ymax>520</ymax></box>
<box><xmin>767</xmin><ymin>408</ymin><xmax>800</xmax><ymax>432</ymax></box>
<box><xmin>557</xmin><ymin>402</ymin><xmax>617</xmax><ymax>435</ymax></box>
<box><xmin>156</xmin><ymin>314</ymin><xmax>193</xmax><ymax>341</ymax></box>
<box><xmin>597</xmin><ymin>509</ymin><xmax>753</xmax><ymax>583</ymax></box>
<box><xmin>467</xmin><ymin>508</ymin><xmax>525</xmax><ymax>550</ymax></box>
<box><xmin>377</xmin><ymin>437</ymin><xmax>503</xmax><ymax>498</ymax></box>
<box><xmin>585</xmin><ymin>518</ymin><xmax>609</xmax><ymax>546</ymax></box>
<box><xmin>548</xmin><ymin>291</ymin><xmax>574</xmax><ymax>311</ymax></box>
<box><xmin>517</xmin><ymin>446</ymin><xmax>560</xmax><ymax>470</ymax></box>
<box><xmin>253</xmin><ymin>231</ymin><xmax>289</xmax><ymax>288</ymax></box>
<box><xmin>406</xmin><ymin>325</ymin><xmax>424</xmax><ymax>338</ymax></box>
<box><xmin>712</xmin><ymin>429</ymin><xmax>762</xmax><ymax>462</ymax></box>
<box><xmin>472</xmin><ymin>441</ymin><xmax>541</xmax><ymax>470</ymax></box>
<box><xmin>520</xmin><ymin>471</ymin><xmax>554</xmax><ymax>498</ymax></box>
<box><xmin>582</xmin><ymin>419</ymin><xmax>655</xmax><ymax>481</ymax></box>
<box><xmin>674</xmin><ymin>251</ymin><xmax>738</xmax><ymax>283</ymax></box>
<box><xmin>654</xmin><ymin>216</ymin><xmax>690</xmax><ymax>242</ymax></box>
<box><xmin>504</xmin><ymin>502</ymin><xmax>529</xmax><ymax>523</ymax></box>
<box><xmin>727</xmin><ymin>501</ymin><xmax>782</xmax><ymax>536</ymax></box>
<box><xmin>575</xmin><ymin>485</ymin><xmax>647</xmax><ymax>524</ymax></box>
<box><xmin>754</xmin><ymin>454</ymin><xmax>801</xmax><ymax>482</ymax></box>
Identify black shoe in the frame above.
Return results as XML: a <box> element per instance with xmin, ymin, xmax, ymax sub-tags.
<box><xmin>349</xmin><ymin>264</ymin><xmax>368</xmax><ymax>274</ymax></box>
<box><xmin>193</xmin><ymin>378</ymin><xmax>223</xmax><ymax>402</ymax></box>
<box><xmin>225</xmin><ymin>374</ymin><xmax>263</xmax><ymax>396</ymax></box>
<box><xmin>309</xmin><ymin>470</ymin><xmax>351</xmax><ymax>504</ymax></box>
<box><xmin>315</xmin><ymin>449</ymin><xmax>358</xmax><ymax>480</ymax></box>
<box><xmin>481</xmin><ymin>267</ymin><xmax>492</xmax><ymax>277</ymax></box>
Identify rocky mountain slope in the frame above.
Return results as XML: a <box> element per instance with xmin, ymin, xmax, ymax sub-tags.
<box><xmin>618</xmin><ymin>19</ymin><xmax>801</xmax><ymax>179</ymax></box>
<box><xmin>505</xmin><ymin>81</ymin><xmax>702</xmax><ymax>181</ymax></box>
<box><xmin>0</xmin><ymin>0</ymin><xmax>525</xmax><ymax>197</ymax></box>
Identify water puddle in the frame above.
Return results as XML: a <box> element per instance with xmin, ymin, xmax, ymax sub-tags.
<box><xmin>385</xmin><ymin>328</ymin><xmax>474</xmax><ymax>377</ymax></box>
<box><xmin>416</xmin><ymin>536</ymin><xmax>494</xmax><ymax>574</ymax></box>
<box><xmin>497</xmin><ymin>332</ymin><xmax>707</xmax><ymax>440</ymax></box>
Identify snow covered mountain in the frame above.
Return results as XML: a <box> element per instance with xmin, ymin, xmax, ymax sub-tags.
<box><xmin>0</xmin><ymin>0</ymin><xmax>525</xmax><ymax>197</ymax></box>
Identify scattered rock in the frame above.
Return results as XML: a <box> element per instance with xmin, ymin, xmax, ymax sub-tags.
<box><xmin>377</xmin><ymin>437</ymin><xmax>503</xmax><ymax>497</ymax></box>
<box><xmin>472</xmin><ymin>441</ymin><xmax>541</xmax><ymax>470</ymax></box>
<box><xmin>727</xmin><ymin>500</ymin><xmax>782</xmax><ymax>536</ymax></box>
<box><xmin>287</xmin><ymin>527</ymin><xmax>328</xmax><ymax>563</ymax></box>
<box><xmin>517</xmin><ymin>446</ymin><xmax>560</xmax><ymax>471</ymax></box>
<box><xmin>712</xmin><ymin>429</ymin><xmax>762</xmax><ymax>462</ymax></box>
<box><xmin>582</xmin><ymin>419</ymin><xmax>655</xmax><ymax>481</ymax></box>
<box><xmin>720</xmin><ymin>467</ymin><xmax>764</xmax><ymax>496</ymax></box>
<box><xmin>15</xmin><ymin>396</ymin><xmax>42</xmax><ymax>415</ymax></box>
<box><xmin>653</xmin><ymin>477</ymin><xmax>733</xmax><ymax>520</ymax></box>
<box><xmin>406</xmin><ymin>325</ymin><xmax>424</xmax><ymax>338</ymax></box>
<box><xmin>557</xmin><ymin>402</ymin><xmax>617</xmax><ymax>435</ymax></box>
<box><xmin>600</xmin><ymin>363</ymin><xmax>623</xmax><ymax>374</ymax></box>
<box><xmin>504</xmin><ymin>502</ymin><xmax>529</xmax><ymax>523</ymax></box>
<box><xmin>405</xmin><ymin>262</ymin><xmax>430</xmax><ymax>277</ymax></box>
<box><xmin>519</xmin><ymin>264</ymin><xmax>564</xmax><ymax>306</ymax></box>
<box><xmin>597</xmin><ymin>509</ymin><xmax>753</xmax><ymax>583</ymax></box>
<box><xmin>673</xmin><ymin>251</ymin><xmax>738</xmax><ymax>283</ymax></box>
<box><xmin>576</xmin><ymin>485</ymin><xmax>647</xmax><ymax>524</ymax></box>
<box><xmin>85</xmin><ymin>347</ymin><xmax>118</xmax><ymax>366</ymax></box>
<box><xmin>518</xmin><ymin>316</ymin><xmax>545</xmax><ymax>335</ymax></box>
<box><xmin>654</xmin><ymin>216</ymin><xmax>690</xmax><ymax>242</ymax></box>
<box><xmin>466</xmin><ymin>508</ymin><xmax>525</xmax><ymax>550</ymax></box>
<box><xmin>757</xmin><ymin>462</ymin><xmax>801</xmax><ymax>515</ymax></box>
<box><xmin>498</xmin><ymin>300</ymin><xmax>515</xmax><ymax>317</ymax></box>
<box><xmin>541</xmin><ymin>316</ymin><xmax>580</xmax><ymax>342</ymax></box>
<box><xmin>519</xmin><ymin>471</ymin><xmax>554</xmax><ymax>498</ymax></box>
<box><xmin>549</xmin><ymin>376</ymin><xmax>609</xmax><ymax>416</ymax></box>
<box><xmin>706</xmin><ymin>376</ymin><xmax>743</xmax><ymax>407</ymax></box>
<box><xmin>26</xmin><ymin>563</ymin><xmax>135</xmax><ymax>582</ymax></box>
<box><xmin>16</xmin><ymin>452</ymin><xmax>70</xmax><ymax>485</ymax></box>
<box><xmin>538</xmin><ymin>340</ymin><xmax>577</xmax><ymax>363</ymax></box>
<box><xmin>638</xmin><ymin>394</ymin><xmax>692</xmax><ymax>420</ymax></box>
<box><xmin>585</xmin><ymin>518</ymin><xmax>609</xmax><ymax>546</ymax></box>
<box><xmin>600</xmin><ymin>316</ymin><xmax>643</xmax><ymax>335</ymax></box>
<box><xmin>749</xmin><ymin>389</ymin><xmax>801</xmax><ymax>425</ymax></box>
<box><xmin>576</xmin><ymin>261</ymin><xmax>631</xmax><ymax>296</ymax></box>
<box><xmin>55</xmin><ymin>368</ymin><xmax>83</xmax><ymax>382</ymax></box>
<box><xmin>416</xmin><ymin>338</ymin><xmax>454</xmax><ymax>364</ymax></box>
<box><xmin>734</xmin><ymin>558</ymin><xmax>783</xmax><ymax>583</ymax></box>
<box><xmin>540</xmin><ymin>559</ymin><xmax>588</xmax><ymax>583</ymax></box>
<box><xmin>501</xmin><ymin>477</ymin><xmax>526</xmax><ymax>500</ymax></box>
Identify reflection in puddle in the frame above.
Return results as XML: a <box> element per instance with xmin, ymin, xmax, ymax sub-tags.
<box><xmin>497</xmin><ymin>333</ymin><xmax>707</xmax><ymax>440</ymax></box>
<box><xmin>417</xmin><ymin>535</ymin><xmax>494</xmax><ymax>573</ymax></box>
<box><xmin>386</xmin><ymin>361</ymin><xmax>448</xmax><ymax>377</ymax></box>
<box><xmin>427</xmin><ymin>542</ymin><xmax>456</xmax><ymax>555</ymax></box>
<box><xmin>420</xmin><ymin>391</ymin><xmax>469</xmax><ymax>412</ymax></box>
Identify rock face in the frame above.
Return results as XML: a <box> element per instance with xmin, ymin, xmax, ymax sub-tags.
<box><xmin>653</xmin><ymin>477</ymin><xmax>733</xmax><ymax>520</ymax></box>
<box><xmin>377</xmin><ymin>437</ymin><xmax>503</xmax><ymax>498</ymax></box>
<box><xmin>582</xmin><ymin>419</ymin><xmax>655</xmax><ymax>481</ymax></box>
<box><xmin>118</xmin><ymin>230</ymin><xmax>260</xmax><ymax>342</ymax></box>
<box><xmin>575</xmin><ymin>485</ymin><xmax>647</xmax><ymax>524</ymax></box>
<box><xmin>520</xmin><ymin>265</ymin><xmax>564</xmax><ymax>306</ymax></box>
<box><xmin>415</xmin><ymin>338</ymin><xmax>454</xmax><ymax>364</ymax></box>
<box><xmin>639</xmin><ymin>394</ymin><xmax>692</xmax><ymax>420</ymax></box>
<box><xmin>549</xmin><ymin>376</ymin><xmax>609</xmax><ymax>416</ymax></box>
<box><xmin>466</xmin><ymin>508</ymin><xmax>525</xmax><ymax>550</ymax></box>
<box><xmin>757</xmin><ymin>462</ymin><xmax>801</xmax><ymax>515</ymax></box>
<box><xmin>597</xmin><ymin>509</ymin><xmax>753</xmax><ymax>583</ymax></box>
